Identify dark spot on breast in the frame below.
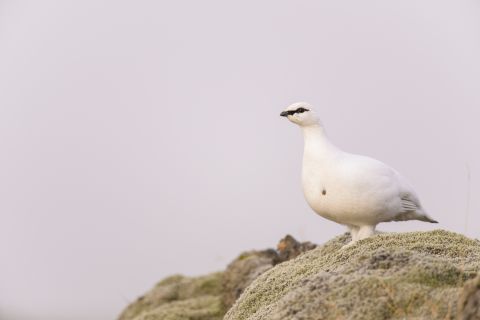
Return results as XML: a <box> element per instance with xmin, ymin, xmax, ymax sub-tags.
<box><xmin>322</xmin><ymin>189</ymin><xmax>326</xmax><ymax>195</ymax></box>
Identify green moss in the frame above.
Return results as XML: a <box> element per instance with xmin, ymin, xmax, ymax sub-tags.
<box><xmin>118</xmin><ymin>272</ymin><xmax>224</xmax><ymax>320</ymax></box>
<box><xmin>133</xmin><ymin>296</ymin><xmax>224</xmax><ymax>320</ymax></box>
<box><xmin>237</xmin><ymin>253</ymin><xmax>251</xmax><ymax>261</ymax></box>
<box><xmin>197</xmin><ymin>273</ymin><xmax>223</xmax><ymax>294</ymax></box>
<box><xmin>405</xmin><ymin>266</ymin><xmax>463</xmax><ymax>288</ymax></box>
<box><xmin>225</xmin><ymin>230</ymin><xmax>480</xmax><ymax>320</ymax></box>
<box><xmin>156</xmin><ymin>275</ymin><xmax>184</xmax><ymax>286</ymax></box>
<box><xmin>119</xmin><ymin>230</ymin><xmax>480</xmax><ymax>320</ymax></box>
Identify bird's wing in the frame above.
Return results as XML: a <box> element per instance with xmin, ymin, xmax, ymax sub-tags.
<box><xmin>400</xmin><ymin>192</ymin><xmax>422</xmax><ymax>213</ymax></box>
<box><xmin>392</xmin><ymin>170</ymin><xmax>423</xmax><ymax>213</ymax></box>
<box><xmin>394</xmin><ymin>191</ymin><xmax>439</xmax><ymax>222</ymax></box>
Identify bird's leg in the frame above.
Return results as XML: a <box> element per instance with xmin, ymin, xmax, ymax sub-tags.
<box><xmin>357</xmin><ymin>225</ymin><xmax>376</xmax><ymax>240</ymax></box>
<box><xmin>348</xmin><ymin>225</ymin><xmax>359</xmax><ymax>242</ymax></box>
<box><xmin>342</xmin><ymin>225</ymin><xmax>360</xmax><ymax>248</ymax></box>
<box><xmin>342</xmin><ymin>225</ymin><xmax>376</xmax><ymax>249</ymax></box>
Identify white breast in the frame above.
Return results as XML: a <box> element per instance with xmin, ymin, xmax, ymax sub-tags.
<box><xmin>301</xmin><ymin>131</ymin><xmax>402</xmax><ymax>226</ymax></box>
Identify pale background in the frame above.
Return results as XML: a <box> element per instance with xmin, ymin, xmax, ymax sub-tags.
<box><xmin>1</xmin><ymin>1</ymin><xmax>479</xmax><ymax>319</ymax></box>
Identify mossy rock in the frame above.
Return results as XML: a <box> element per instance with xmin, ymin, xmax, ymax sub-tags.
<box><xmin>224</xmin><ymin>230</ymin><xmax>480</xmax><ymax>320</ymax></box>
<box><xmin>458</xmin><ymin>274</ymin><xmax>480</xmax><ymax>319</ymax></box>
<box><xmin>222</xmin><ymin>249</ymin><xmax>279</xmax><ymax>309</ymax></box>
<box><xmin>129</xmin><ymin>295</ymin><xmax>224</xmax><ymax>320</ymax></box>
<box><xmin>118</xmin><ymin>272</ymin><xmax>224</xmax><ymax>320</ymax></box>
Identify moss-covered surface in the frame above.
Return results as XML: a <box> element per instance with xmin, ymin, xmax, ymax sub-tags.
<box><xmin>458</xmin><ymin>274</ymin><xmax>480</xmax><ymax>319</ymax></box>
<box><xmin>224</xmin><ymin>230</ymin><xmax>480</xmax><ymax>320</ymax></box>
<box><xmin>118</xmin><ymin>235</ymin><xmax>317</xmax><ymax>320</ymax></box>
<box><xmin>118</xmin><ymin>272</ymin><xmax>224</xmax><ymax>320</ymax></box>
<box><xmin>130</xmin><ymin>295</ymin><xmax>224</xmax><ymax>320</ymax></box>
<box><xmin>118</xmin><ymin>230</ymin><xmax>480</xmax><ymax>320</ymax></box>
<box><xmin>222</xmin><ymin>249</ymin><xmax>279</xmax><ymax>309</ymax></box>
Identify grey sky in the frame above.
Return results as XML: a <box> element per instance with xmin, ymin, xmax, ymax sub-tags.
<box><xmin>0</xmin><ymin>1</ymin><xmax>479</xmax><ymax>319</ymax></box>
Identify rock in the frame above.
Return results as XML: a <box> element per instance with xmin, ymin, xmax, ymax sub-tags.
<box><xmin>277</xmin><ymin>234</ymin><xmax>317</xmax><ymax>262</ymax></box>
<box><xmin>222</xmin><ymin>236</ymin><xmax>316</xmax><ymax>309</ymax></box>
<box><xmin>128</xmin><ymin>295</ymin><xmax>224</xmax><ymax>320</ymax></box>
<box><xmin>458</xmin><ymin>274</ymin><xmax>480</xmax><ymax>320</ymax></box>
<box><xmin>118</xmin><ymin>273</ymin><xmax>224</xmax><ymax>320</ymax></box>
<box><xmin>222</xmin><ymin>249</ymin><xmax>279</xmax><ymax>309</ymax></box>
<box><xmin>118</xmin><ymin>235</ymin><xmax>316</xmax><ymax>319</ymax></box>
<box><xmin>119</xmin><ymin>231</ymin><xmax>480</xmax><ymax>320</ymax></box>
<box><xmin>225</xmin><ymin>230</ymin><xmax>480</xmax><ymax>320</ymax></box>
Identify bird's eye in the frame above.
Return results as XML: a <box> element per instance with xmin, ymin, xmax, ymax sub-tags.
<box><xmin>296</xmin><ymin>108</ymin><xmax>309</xmax><ymax>113</ymax></box>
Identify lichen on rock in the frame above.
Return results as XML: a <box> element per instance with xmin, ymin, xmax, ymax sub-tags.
<box><xmin>222</xmin><ymin>249</ymin><xmax>279</xmax><ymax>309</ymax></box>
<box><xmin>129</xmin><ymin>295</ymin><xmax>224</xmax><ymax>320</ymax></box>
<box><xmin>222</xmin><ymin>235</ymin><xmax>316</xmax><ymax>309</ymax></box>
<box><xmin>118</xmin><ymin>235</ymin><xmax>316</xmax><ymax>320</ymax></box>
<box><xmin>458</xmin><ymin>274</ymin><xmax>480</xmax><ymax>320</ymax></box>
<box><xmin>118</xmin><ymin>272</ymin><xmax>224</xmax><ymax>320</ymax></box>
<box><xmin>118</xmin><ymin>230</ymin><xmax>480</xmax><ymax>320</ymax></box>
<box><xmin>224</xmin><ymin>230</ymin><xmax>480</xmax><ymax>320</ymax></box>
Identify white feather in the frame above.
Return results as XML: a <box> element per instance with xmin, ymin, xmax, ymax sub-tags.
<box><xmin>281</xmin><ymin>102</ymin><xmax>437</xmax><ymax>246</ymax></box>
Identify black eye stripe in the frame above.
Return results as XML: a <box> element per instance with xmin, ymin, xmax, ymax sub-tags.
<box><xmin>283</xmin><ymin>107</ymin><xmax>310</xmax><ymax>116</ymax></box>
<box><xmin>290</xmin><ymin>107</ymin><xmax>309</xmax><ymax>115</ymax></box>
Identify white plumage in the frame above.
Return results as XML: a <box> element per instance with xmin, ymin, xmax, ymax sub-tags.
<box><xmin>280</xmin><ymin>102</ymin><xmax>437</xmax><ymax>246</ymax></box>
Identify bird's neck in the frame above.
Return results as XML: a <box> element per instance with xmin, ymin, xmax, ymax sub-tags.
<box><xmin>302</xmin><ymin>125</ymin><xmax>340</xmax><ymax>161</ymax></box>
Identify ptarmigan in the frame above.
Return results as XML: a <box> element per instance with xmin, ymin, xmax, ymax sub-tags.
<box><xmin>280</xmin><ymin>102</ymin><xmax>438</xmax><ymax>247</ymax></box>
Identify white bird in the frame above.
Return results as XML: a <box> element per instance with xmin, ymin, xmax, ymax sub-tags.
<box><xmin>280</xmin><ymin>102</ymin><xmax>438</xmax><ymax>247</ymax></box>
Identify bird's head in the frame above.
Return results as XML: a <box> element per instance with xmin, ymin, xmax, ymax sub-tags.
<box><xmin>280</xmin><ymin>102</ymin><xmax>319</xmax><ymax>127</ymax></box>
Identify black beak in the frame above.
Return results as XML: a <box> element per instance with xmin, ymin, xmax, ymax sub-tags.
<box><xmin>280</xmin><ymin>111</ymin><xmax>289</xmax><ymax>117</ymax></box>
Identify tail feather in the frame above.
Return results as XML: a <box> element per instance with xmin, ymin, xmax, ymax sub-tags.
<box><xmin>417</xmin><ymin>214</ymin><xmax>439</xmax><ymax>224</ymax></box>
<box><xmin>415</xmin><ymin>209</ymin><xmax>438</xmax><ymax>223</ymax></box>
<box><xmin>392</xmin><ymin>211</ymin><xmax>438</xmax><ymax>224</ymax></box>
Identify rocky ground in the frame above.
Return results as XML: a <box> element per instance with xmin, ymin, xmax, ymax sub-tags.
<box><xmin>118</xmin><ymin>230</ymin><xmax>480</xmax><ymax>320</ymax></box>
